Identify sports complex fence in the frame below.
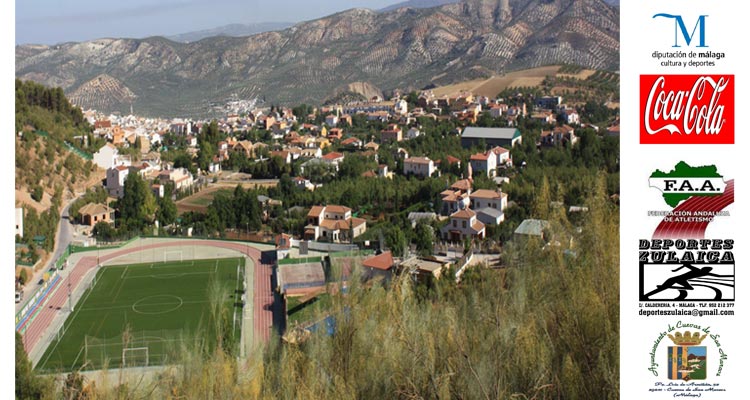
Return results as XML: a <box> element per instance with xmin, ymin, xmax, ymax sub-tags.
<box><xmin>80</xmin><ymin>329</ymin><xmax>185</xmax><ymax>370</ymax></box>
<box><xmin>34</xmin><ymin>267</ymin><xmax>102</xmax><ymax>370</ymax></box>
<box><xmin>38</xmin><ymin>328</ymin><xmax>187</xmax><ymax>373</ymax></box>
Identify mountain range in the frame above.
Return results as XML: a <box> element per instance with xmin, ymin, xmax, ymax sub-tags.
<box><xmin>380</xmin><ymin>0</ymin><xmax>461</xmax><ymax>13</ymax></box>
<box><xmin>168</xmin><ymin>1</ymin><xmax>461</xmax><ymax>43</ymax></box>
<box><xmin>15</xmin><ymin>0</ymin><xmax>619</xmax><ymax>118</ymax></box>
<box><xmin>167</xmin><ymin>22</ymin><xmax>296</xmax><ymax>43</ymax></box>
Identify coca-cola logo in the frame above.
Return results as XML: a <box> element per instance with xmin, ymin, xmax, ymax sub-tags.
<box><xmin>640</xmin><ymin>75</ymin><xmax>734</xmax><ymax>144</ymax></box>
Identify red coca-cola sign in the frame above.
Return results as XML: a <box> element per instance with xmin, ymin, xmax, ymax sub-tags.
<box><xmin>640</xmin><ymin>75</ymin><xmax>734</xmax><ymax>144</ymax></box>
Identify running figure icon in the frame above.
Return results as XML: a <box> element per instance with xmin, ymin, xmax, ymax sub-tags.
<box><xmin>643</xmin><ymin>263</ymin><xmax>734</xmax><ymax>300</ymax></box>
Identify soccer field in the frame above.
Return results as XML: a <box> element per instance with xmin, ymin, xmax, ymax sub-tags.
<box><xmin>37</xmin><ymin>257</ymin><xmax>245</xmax><ymax>372</ymax></box>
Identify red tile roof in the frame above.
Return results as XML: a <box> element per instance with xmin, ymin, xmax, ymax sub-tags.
<box><xmin>450</xmin><ymin>179</ymin><xmax>472</xmax><ymax>191</ymax></box>
<box><xmin>471</xmin><ymin>221</ymin><xmax>485</xmax><ymax>232</ymax></box>
<box><xmin>553</xmin><ymin>125</ymin><xmax>574</xmax><ymax>134</ymax></box>
<box><xmin>470</xmin><ymin>189</ymin><xmax>502</xmax><ymax>200</ymax></box>
<box><xmin>325</xmin><ymin>205</ymin><xmax>352</xmax><ymax>214</ymax></box>
<box><xmin>363</xmin><ymin>251</ymin><xmax>394</xmax><ymax>271</ymax></box>
<box><xmin>405</xmin><ymin>157</ymin><xmax>432</xmax><ymax>165</ymax></box>
<box><xmin>319</xmin><ymin>217</ymin><xmax>365</xmax><ymax>230</ymax></box>
<box><xmin>470</xmin><ymin>152</ymin><xmax>489</xmax><ymax>161</ymax></box>
<box><xmin>442</xmin><ymin>193</ymin><xmax>459</xmax><ymax>202</ymax></box>
<box><xmin>322</xmin><ymin>152</ymin><xmax>344</xmax><ymax>160</ymax></box>
<box><xmin>307</xmin><ymin>206</ymin><xmax>325</xmax><ymax>218</ymax></box>
<box><xmin>78</xmin><ymin>203</ymin><xmax>113</xmax><ymax>216</ymax></box>
<box><xmin>276</xmin><ymin>234</ymin><xmax>292</xmax><ymax>249</ymax></box>
<box><xmin>451</xmin><ymin>208</ymin><xmax>476</xmax><ymax>219</ymax></box>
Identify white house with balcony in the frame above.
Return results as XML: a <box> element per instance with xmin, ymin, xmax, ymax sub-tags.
<box><xmin>403</xmin><ymin>156</ymin><xmax>436</xmax><ymax>178</ymax></box>
<box><xmin>394</xmin><ymin>99</ymin><xmax>408</xmax><ymax>115</ymax></box>
<box><xmin>406</xmin><ymin>127</ymin><xmax>423</xmax><ymax>139</ymax></box>
<box><xmin>561</xmin><ymin>109</ymin><xmax>580</xmax><ymax>125</ymax></box>
<box><xmin>469</xmin><ymin>151</ymin><xmax>497</xmax><ymax>178</ymax></box>
<box><xmin>325</xmin><ymin>114</ymin><xmax>339</xmax><ymax>127</ymax></box>
<box><xmin>93</xmin><ymin>143</ymin><xmax>130</xmax><ymax>170</ymax></box>
<box><xmin>490</xmin><ymin>146</ymin><xmax>511</xmax><ymax>167</ymax></box>
<box><xmin>469</xmin><ymin>190</ymin><xmax>508</xmax><ymax>211</ymax></box>
<box><xmin>440</xmin><ymin>208</ymin><xmax>486</xmax><ymax>241</ymax></box>
<box><xmin>304</xmin><ymin>205</ymin><xmax>367</xmax><ymax>243</ymax></box>
<box><xmin>470</xmin><ymin>189</ymin><xmax>508</xmax><ymax>226</ymax></box>
<box><xmin>321</xmin><ymin>152</ymin><xmax>345</xmax><ymax>171</ymax></box>
<box><xmin>158</xmin><ymin>167</ymin><xmax>194</xmax><ymax>192</ymax></box>
<box><xmin>106</xmin><ymin>165</ymin><xmax>130</xmax><ymax>198</ymax></box>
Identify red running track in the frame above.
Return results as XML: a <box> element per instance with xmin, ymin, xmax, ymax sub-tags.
<box><xmin>23</xmin><ymin>240</ymin><xmax>274</xmax><ymax>356</ymax></box>
<box><xmin>254</xmin><ymin>261</ymin><xmax>274</xmax><ymax>343</ymax></box>
<box><xmin>653</xmin><ymin>179</ymin><xmax>734</xmax><ymax>239</ymax></box>
<box><xmin>23</xmin><ymin>255</ymin><xmax>98</xmax><ymax>353</ymax></box>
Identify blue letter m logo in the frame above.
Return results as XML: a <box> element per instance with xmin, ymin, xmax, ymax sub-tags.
<box><xmin>653</xmin><ymin>13</ymin><xmax>708</xmax><ymax>48</ymax></box>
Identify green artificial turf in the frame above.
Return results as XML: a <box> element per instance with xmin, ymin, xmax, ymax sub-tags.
<box><xmin>36</xmin><ymin>257</ymin><xmax>244</xmax><ymax>372</ymax></box>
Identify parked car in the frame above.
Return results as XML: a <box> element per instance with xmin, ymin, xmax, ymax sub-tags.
<box><xmin>15</xmin><ymin>291</ymin><xmax>23</xmax><ymax>303</ymax></box>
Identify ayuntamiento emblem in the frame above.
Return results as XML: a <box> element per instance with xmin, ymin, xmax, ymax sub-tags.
<box><xmin>667</xmin><ymin>330</ymin><xmax>707</xmax><ymax>381</ymax></box>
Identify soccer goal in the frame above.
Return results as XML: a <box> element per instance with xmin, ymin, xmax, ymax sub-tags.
<box><xmin>163</xmin><ymin>250</ymin><xmax>183</xmax><ymax>263</ymax></box>
<box><xmin>162</xmin><ymin>246</ymin><xmax>196</xmax><ymax>263</ymax></box>
<box><xmin>122</xmin><ymin>347</ymin><xmax>149</xmax><ymax>368</ymax></box>
<box><xmin>87</xmin><ymin>271</ymin><xmax>100</xmax><ymax>291</ymax></box>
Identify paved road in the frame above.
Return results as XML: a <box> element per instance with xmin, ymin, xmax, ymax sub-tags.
<box><xmin>25</xmin><ymin>239</ymin><xmax>275</xmax><ymax>368</ymax></box>
<box><xmin>16</xmin><ymin>196</ymin><xmax>79</xmax><ymax>314</ymax></box>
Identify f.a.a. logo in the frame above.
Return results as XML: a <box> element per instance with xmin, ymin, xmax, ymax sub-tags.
<box><xmin>667</xmin><ymin>331</ymin><xmax>707</xmax><ymax>381</ymax></box>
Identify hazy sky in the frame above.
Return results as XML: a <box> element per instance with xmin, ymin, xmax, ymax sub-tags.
<box><xmin>15</xmin><ymin>0</ymin><xmax>404</xmax><ymax>45</ymax></box>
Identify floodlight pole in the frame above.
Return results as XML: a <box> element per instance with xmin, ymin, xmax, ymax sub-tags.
<box><xmin>234</xmin><ymin>261</ymin><xmax>241</xmax><ymax>336</ymax></box>
<box><xmin>68</xmin><ymin>278</ymin><xmax>73</xmax><ymax>312</ymax></box>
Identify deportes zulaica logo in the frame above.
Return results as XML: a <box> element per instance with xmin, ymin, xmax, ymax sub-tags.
<box><xmin>647</xmin><ymin>323</ymin><xmax>728</xmax><ymax>395</ymax></box>
<box><xmin>640</xmin><ymin>75</ymin><xmax>734</xmax><ymax>144</ymax></box>
<box><xmin>647</xmin><ymin>161</ymin><xmax>733</xmax><ymax>239</ymax></box>
<box><xmin>639</xmin><ymin>239</ymin><xmax>734</xmax><ymax>302</ymax></box>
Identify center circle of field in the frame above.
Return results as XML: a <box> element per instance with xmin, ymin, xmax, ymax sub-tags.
<box><xmin>132</xmin><ymin>295</ymin><xmax>184</xmax><ymax>315</ymax></box>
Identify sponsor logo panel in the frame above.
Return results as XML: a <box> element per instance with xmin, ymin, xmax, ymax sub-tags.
<box><xmin>640</xmin><ymin>75</ymin><xmax>734</xmax><ymax>144</ymax></box>
<box><xmin>645</xmin><ymin>162</ymin><xmax>733</xmax><ymax>239</ymax></box>
<box><xmin>645</xmin><ymin>324</ymin><xmax>728</xmax><ymax>395</ymax></box>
